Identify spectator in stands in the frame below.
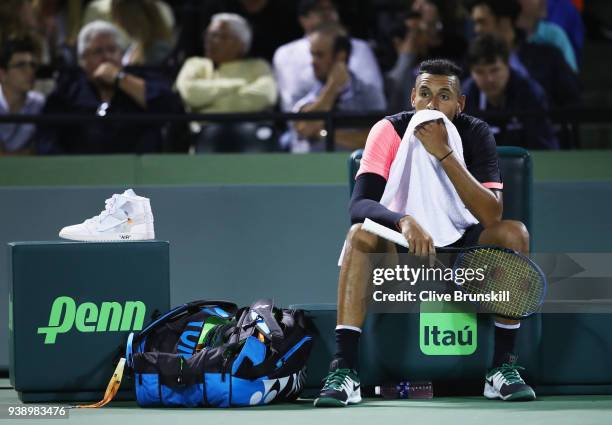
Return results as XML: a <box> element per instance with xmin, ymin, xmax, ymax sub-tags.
<box><xmin>0</xmin><ymin>0</ymin><xmax>37</xmax><ymax>48</ymax></box>
<box><xmin>385</xmin><ymin>0</ymin><xmax>468</xmax><ymax>113</ymax></box>
<box><xmin>82</xmin><ymin>0</ymin><xmax>175</xmax><ymax>66</ymax></box>
<box><xmin>198</xmin><ymin>0</ymin><xmax>302</xmax><ymax>63</ymax></box>
<box><xmin>290</xmin><ymin>23</ymin><xmax>386</xmax><ymax>153</ymax></box>
<box><xmin>83</xmin><ymin>0</ymin><xmax>174</xmax><ymax>30</ymax></box>
<box><xmin>412</xmin><ymin>0</ymin><xmax>469</xmax><ymax>42</ymax></box>
<box><xmin>463</xmin><ymin>34</ymin><xmax>558</xmax><ymax>150</ymax></box>
<box><xmin>273</xmin><ymin>0</ymin><xmax>383</xmax><ymax>111</ymax></box>
<box><xmin>33</xmin><ymin>0</ymin><xmax>82</xmax><ymax>68</ymax></box>
<box><xmin>176</xmin><ymin>13</ymin><xmax>276</xmax><ymax>113</ymax></box>
<box><xmin>468</xmin><ymin>0</ymin><xmax>580</xmax><ymax>108</ymax></box>
<box><xmin>0</xmin><ymin>0</ymin><xmax>39</xmax><ymax>59</ymax></box>
<box><xmin>0</xmin><ymin>36</ymin><xmax>44</xmax><ymax>154</ymax></box>
<box><xmin>516</xmin><ymin>0</ymin><xmax>578</xmax><ymax>71</ymax></box>
<box><xmin>110</xmin><ymin>0</ymin><xmax>174</xmax><ymax>67</ymax></box>
<box><xmin>546</xmin><ymin>0</ymin><xmax>584</xmax><ymax>59</ymax></box>
<box><xmin>37</xmin><ymin>20</ymin><xmax>182</xmax><ymax>154</ymax></box>
<box><xmin>175</xmin><ymin>13</ymin><xmax>277</xmax><ymax>152</ymax></box>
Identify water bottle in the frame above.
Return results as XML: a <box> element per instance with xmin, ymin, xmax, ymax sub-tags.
<box><xmin>374</xmin><ymin>381</ymin><xmax>433</xmax><ymax>399</ymax></box>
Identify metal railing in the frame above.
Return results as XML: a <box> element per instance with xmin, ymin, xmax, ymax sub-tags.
<box><xmin>1</xmin><ymin>107</ymin><xmax>611</xmax><ymax>152</ymax></box>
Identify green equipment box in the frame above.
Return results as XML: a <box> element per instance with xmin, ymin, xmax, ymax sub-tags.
<box><xmin>8</xmin><ymin>241</ymin><xmax>170</xmax><ymax>402</ymax></box>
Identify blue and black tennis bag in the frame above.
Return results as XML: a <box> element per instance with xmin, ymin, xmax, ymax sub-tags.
<box><xmin>94</xmin><ymin>299</ymin><xmax>313</xmax><ymax>408</ymax></box>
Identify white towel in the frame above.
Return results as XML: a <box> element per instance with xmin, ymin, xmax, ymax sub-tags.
<box><xmin>337</xmin><ymin>110</ymin><xmax>477</xmax><ymax>266</ymax></box>
<box><xmin>380</xmin><ymin>109</ymin><xmax>478</xmax><ymax>246</ymax></box>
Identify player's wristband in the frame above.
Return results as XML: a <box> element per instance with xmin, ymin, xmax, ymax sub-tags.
<box><xmin>438</xmin><ymin>150</ymin><xmax>453</xmax><ymax>162</ymax></box>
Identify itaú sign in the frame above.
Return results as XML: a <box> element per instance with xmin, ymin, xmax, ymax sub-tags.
<box><xmin>37</xmin><ymin>296</ymin><xmax>146</xmax><ymax>344</ymax></box>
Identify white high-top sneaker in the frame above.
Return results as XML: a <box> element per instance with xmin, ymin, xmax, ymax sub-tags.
<box><xmin>59</xmin><ymin>189</ymin><xmax>155</xmax><ymax>242</ymax></box>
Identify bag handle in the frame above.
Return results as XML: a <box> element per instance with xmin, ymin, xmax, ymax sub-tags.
<box><xmin>136</xmin><ymin>300</ymin><xmax>237</xmax><ymax>341</ymax></box>
<box><xmin>186</xmin><ymin>299</ymin><xmax>238</xmax><ymax>313</ymax></box>
<box><xmin>248</xmin><ymin>299</ymin><xmax>284</xmax><ymax>352</ymax></box>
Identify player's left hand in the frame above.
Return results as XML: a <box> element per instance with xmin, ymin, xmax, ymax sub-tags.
<box><xmin>414</xmin><ymin>118</ymin><xmax>452</xmax><ymax>160</ymax></box>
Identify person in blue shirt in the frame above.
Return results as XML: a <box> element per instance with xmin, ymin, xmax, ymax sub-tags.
<box><xmin>468</xmin><ymin>0</ymin><xmax>580</xmax><ymax>109</ymax></box>
<box><xmin>463</xmin><ymin>34</ymin><xmax>558</xmax><ymax>150</ymax></box>
<box><xmin>546</xmin><ymin>0</ymin><xmax>584</xmax><ymax>60</ymax></box>
<box><xmin>516</xmin><ymin>0</ymin><xmax>578</xmax><ymax>72</ymax></box>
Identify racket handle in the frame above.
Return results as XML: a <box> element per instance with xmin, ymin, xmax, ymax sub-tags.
<box><xmin>362</xmin><ymin>218</ymin><xmax>409</xmax><ymax>248</ymax></box>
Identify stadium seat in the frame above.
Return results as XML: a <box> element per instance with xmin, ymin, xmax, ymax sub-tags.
<box><xmin>194</xmin><ymin>122</ymin><xmax>279</xmax><ymax>153</ymax></box>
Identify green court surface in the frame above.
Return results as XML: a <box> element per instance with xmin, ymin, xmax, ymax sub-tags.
<box><xmin>1</xmin><ymin>380</ymin><xmax>611</xmax><ymax>425</ymax></box>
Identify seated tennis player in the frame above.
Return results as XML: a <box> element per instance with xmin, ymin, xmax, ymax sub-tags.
<box><xmin>314</xmin><ymin>59</ymin><xmax>535</xmax><ymax>407</ymax></box>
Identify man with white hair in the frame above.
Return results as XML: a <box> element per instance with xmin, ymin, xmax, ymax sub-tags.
<box><xmin>37</xmin><ymin>20</ymin><xmax>182</xmax><ymax>154</ymax></box>
<box><xmin>176</xmin><ymin>13</ymin><xmax>277</xmax><ymax>114</ymax></box>
<box><xmin>175</xmin><ymin>13</ymin><xmax>277</xmax><ymax>151</ymax></box>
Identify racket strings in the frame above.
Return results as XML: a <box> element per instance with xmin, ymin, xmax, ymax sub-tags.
<box><xmin>456</xmin><ymin>248</ymin><xmax>544</xmax><ymax>318</ymax></box>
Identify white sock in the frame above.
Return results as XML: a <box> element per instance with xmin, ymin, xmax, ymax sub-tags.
<box><xmin>494</xmin><ymin>321</ymin><xmax>521</xmax><ymax>330</ymax></box>
<box><xmin>335</xmin><ymin>325</ymin><xmax>362</xmax><ymax>333</ymax></box>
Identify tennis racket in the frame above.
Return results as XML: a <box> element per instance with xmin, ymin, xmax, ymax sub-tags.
<box><xmin>361</xmin><ymin>218</ymin><xmax>547</xmax><ymax>319</ymax></box>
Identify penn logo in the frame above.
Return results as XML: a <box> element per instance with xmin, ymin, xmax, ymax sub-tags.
<box><xmin>37</xmin><ymin>296</ymin><xmax>146</xmax><ymax>344</ymax></box>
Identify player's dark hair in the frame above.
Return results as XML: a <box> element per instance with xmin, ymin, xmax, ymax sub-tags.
<box><xmin>0</xmin><ymin>36</ymin><xmax>38</xmax><ymax>69</ymax></box>
<box><xmin>467</xmin><ymin>34</ymin><xmax>510</xmax><ymax>68</ymax></box>
<box><xmin>418</xmin><ymin>59</ymin><xmax>463</xmax><ymax>78</ymax></box>
<box><xmin>467</xmin><ymin>0</ymin><xmax>521</xmax><ymax>25</ymax></box>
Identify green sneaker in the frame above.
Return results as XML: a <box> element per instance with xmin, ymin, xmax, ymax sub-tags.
<box><xmin>314</xmin><ymin>362</ymin><xmax>361</xmax><ymax>407</ymax></box>
<box><xmin>484</xmin><ymin>363</ymin><xmax>536</xmax><ymax>401</ymax></box>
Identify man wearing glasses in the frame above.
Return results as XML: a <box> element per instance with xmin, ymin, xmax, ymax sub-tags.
<box><xmin>37</xmin><ymin>20</ymin><xmax>182</xmax><ymax>154</ymax></box>
<box><xmin>0</xmin><ymin>37</ymin><xmax>44</xmax><ymax>155</ymax></box>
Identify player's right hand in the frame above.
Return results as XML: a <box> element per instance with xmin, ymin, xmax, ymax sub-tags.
<box><xmin>398</xmin><ymin>215</ymin><xmax>435</xmax><ymax>258</ymax></box>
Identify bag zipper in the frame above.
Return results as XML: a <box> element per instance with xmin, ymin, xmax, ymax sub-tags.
<box><xmin>177</xmin><ymin>357</ymin><xmax>184</xmax><ymax>385</ymax></box>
